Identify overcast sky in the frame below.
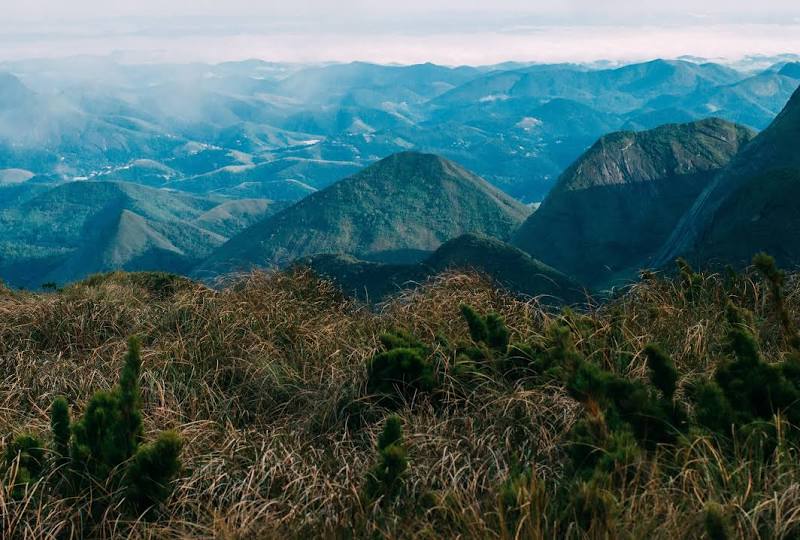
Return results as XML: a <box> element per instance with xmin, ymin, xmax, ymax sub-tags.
<box><xmin>2</xmin><ymin>0</ymin><xmax>800</xmax><ymax>64</ymax></box>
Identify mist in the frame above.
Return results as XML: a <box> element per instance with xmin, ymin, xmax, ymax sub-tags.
<box><xmin>1</xmin><ymin>0</ymin><xmax>799</xmax><ymax>64</ymax></box>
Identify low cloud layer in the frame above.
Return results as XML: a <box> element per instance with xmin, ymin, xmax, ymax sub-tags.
<box><xmin>1</xmin><ymin>1</ymin><xmax>799</xmax><ymax>64</ymax></box>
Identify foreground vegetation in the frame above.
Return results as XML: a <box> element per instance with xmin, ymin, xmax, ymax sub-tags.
<box><xmin>2</xmin><ymin>261</ymin><xmax>800</xmax><ymax>538</ymax></box>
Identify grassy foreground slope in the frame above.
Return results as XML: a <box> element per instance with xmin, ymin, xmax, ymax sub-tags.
<box><xmin>2</xmin><ymin>266</ymin><xmax>800</xmax><ymax>538</ymax></box>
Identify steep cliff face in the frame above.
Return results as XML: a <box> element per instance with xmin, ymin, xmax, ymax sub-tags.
<box><xmin>513</xmin><ymin>118</ymin><xmax>754</xmax><ymax>285</ymax></box>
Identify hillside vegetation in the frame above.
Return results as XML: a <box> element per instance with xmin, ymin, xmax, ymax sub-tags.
<box><xmin>197</xmin><ymin>152</ymin><xmax>530</xmax><ymax>276</ymax></box>
<box><xmin>513</xmin><ymin>118</ymin><xmax>755</xmax><ymax>286</ymax></box>
<box><xmin>2</xmin><ymin>260</ymin><xmax>800</xmax><ymax>538</ymax></box>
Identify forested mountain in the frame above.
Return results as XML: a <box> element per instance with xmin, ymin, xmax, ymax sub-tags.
<box><xmin>195</xmin><ymin>152</ymin><xmax>530</xmax><ymax>277</ymax></box>
<box><xmin>512</xmin><ymin>118</ymin><xmax>755</xmax><ymax>285</ymax></box>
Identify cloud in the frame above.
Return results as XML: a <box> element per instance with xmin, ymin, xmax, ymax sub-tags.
<box><xmin>1</xmin><ymin>1</ymin><xmax>799</xmax><ymax>64</ymax></box>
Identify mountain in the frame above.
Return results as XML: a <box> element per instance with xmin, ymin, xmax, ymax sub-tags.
<box><xmin>513</xmin><ymin>118</ymin><xmax>755</xmax><ymax>286</ymax></box>
<box><xmin>779</xmin><ymin>63</ymin><xmax>800</xmax><ymax>79</ymax></box>
<box><xmin>168</xmin><ymin>157</ymin><xmax>362</xmax><ymax>201</ymax></box>
<box><xmin>656</xmin><ymin>85</ymin><xmax>800</xmax><ymax>268</ymax></box>
<box><xmin>0</xmin><ymin>181</ymin><xmax>280</xmax><ymax>287</ymax></box>
<box><xmin>0</xmin><ymin>57</ymin><xmax>794</xmax><ymax>203</ymax></box>
<box><xmin>433</xmin><ymin>60</ymin><xmax>744</xmax><ymax>113</ymax></box>
<box><xmin>195</xmin><ymin>152</ymin><xmax>530</xmax><ymax>277</ymax></box>
<box><xmin>303</xmin><ymin>233</ymin><xmax>584</xmax><ymax>303</ymax></box>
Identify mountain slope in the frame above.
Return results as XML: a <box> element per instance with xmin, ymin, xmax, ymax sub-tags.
<box><xmin>196</xmin><ymin>152</ymin><xmax>530</xmax><ymax>276</ymax></box>
<box><xmin>0</xmin><ymin>181</ymin><xmax>280</xmax><ymax>287</ymax></box>
<box><xmin>656</xmin><ymin>85</ymin><xmax>800</xmax><ymax>267</ymax></box>
<box><xmin>303</xmin><ymin>233</ymin><xmax>584</xmax><ymax>303</ymax></box>
<box><xmin>513</xmin><ymin>118</ymin><xmax>755</xmax><ymax>286</ymax></box>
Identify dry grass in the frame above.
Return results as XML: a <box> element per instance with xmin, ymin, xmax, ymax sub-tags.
<box><xmin>1</xmin><ymin>267</ymin><xmax>799</xmax><ymax>539</ymax></box>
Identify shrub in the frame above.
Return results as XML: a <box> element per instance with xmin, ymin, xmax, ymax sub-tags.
<box><xmin>66</xmin><ymin>337</ymin><xmax>182</xmax><ymax>513</ymax></box>
<box><xmin>566</xmin><ymin>343</ymin><xmax>687</xmax><ymax>452</ymax></box>
<box><xmin>367</xmin><ymin>331</ymin><xmax>435</xmax><ymax>404</ymax></box>
<box><xmin>126</xmin><ymin>431</ymin><xmax>183</xmax><ymax>512</ymax></box>
<box><xmin>460</xmin><ymin>304</ymin><xmax>489</xmax><ymax>344</ymax></box>
<box><xmin>644</xmin><ymin>344</ymin><xmax>678</xmax><ymax>400</ymax></box>
<box><xmin>459</xmin><ymin>304</ymin><xmax>509</xmax><ymax>352</ymax></box>
<box><xmin>691</xmin><ymin>301</ymin><xmax>800</xmax><ymax>445</ymax></box>
<box><xmin>364</xmin><ymin>415</ymin><xmax>408</xmax><ymax>502</ymax></box>
<box><xmin>3</xmin><ymin>434</ymin><xmax>46</xmax><ymax>496</ymax></box>
<box><xmin>70</xmin><ymin>337</ymin><xmax>144</xmax><ymax>478</ymax></box>
<box><xmin>50</xmin><ymin>397</ymin><xmax>71</xmax><ymax>464</ymax></box>
<box><xmin>2</xmin><ymin>337</ymin><xmax>183</xmax><ymax>515</ymax></box>
<box><xmin>753</xmin><ymin>252</ymin><xmax>800</xmax><ymax>349</ymax></box>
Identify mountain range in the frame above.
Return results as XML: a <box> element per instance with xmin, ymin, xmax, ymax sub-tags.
<box><xmin>1</xmin><ymin>56</ymin><xmax>799</xmax><ymax>300</ymax></box>
<box><xmin>0</xmin><ymin>56</ymin><xmax>798</xmax><ymax>204</ymax></box>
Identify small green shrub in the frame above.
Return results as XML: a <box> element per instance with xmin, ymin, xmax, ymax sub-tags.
<box><xmin>3</xmin><ymin>434</ymin><xmax>46</xmax><ymax>496</ymax></box>
<box><xmin>753</xmin><ymin>252</ymin><xmax>800</xmax><ymax>349</ymax></box>
<box><xmin>50</xmin><ymin>397</ymin><xmax>71</xmax><ymax>464</ymax></box>
<box><xmin>66</xmin><ymin>337</ymin><xmax>182</xmax><ymax>513</ymax></box>
<box><xmin>460</xmin><ymin>304</ymin><xmax>489</xmax><ymax>344</ymax></box>
<box><xmin>364</xmin><ymin>415</ymin><xmax>408</xmax><ymax>502</ymax></box>
<box><xmin>644</xmin><ymin>344</ymin><xmax>678</xmax><ymax>400</ymax></box>
<box><xmin>1</xmin><ymin>337</ymin><xmax>183</xmax><ymax>515</ymax></box>
<box><xmin>70</xmin><ymin>337</ymin><xmax>144</xmax><ymax>478</ymax></box>
<box><xmin>126</xmin><ymin>430</ymin><xmax>183</xmax><ymax>512</ymax></box>
<box><xmin>459</xmin><ymin>304</ymin><xmax>509</xmax><ymax>353</ymax></box>
<box><xmin>367</xmin><ymin>335</ymin><xmax>435</xmax><ymax>404</ymax></box>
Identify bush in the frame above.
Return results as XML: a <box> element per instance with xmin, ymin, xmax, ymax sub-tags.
<box><xmin>366</xmin><ymin>330</ymin><xmax>435</xmax><ymax>405</ymax></box>
<box><xmin>459</xmin><ymin>304</ymin><xmax>509</xmax><ymax>352</ymax></box>
<box><xmin>3</xmin><ymin>337</ymin><xmax>182</xmax><ymax>515</ymax></box>
<box><xmin>3</xmin><ymin>434</ymin><xmax>46</xmax><ymax>496</ymax></box>
<box><xmin>126</xmin><ymin>431</ymin><xmax>183</xmax><ymax>512</ymax></box>
<box><xmin>70</xmin><ymin>337</ymin><xmax>144</xmax><ymax>478</ymax></box>
<box><xmin>67</xmin><ymin>337</ymin><xmax>181</xmax><ymax>513</ymax></box>
<box><xmin>753</xmin><ymin>252</ymin><xmax>800</xmax><ymax>349</ymax></box>
<box><xmin>50</xmin><ymin>397</ymin><xmax>71</xmax><ymax>464</ymax></box>
<box><xmin>364</xmin><ymin>415</ymin><xmax>408</xmax><ymax>502</ymax></box>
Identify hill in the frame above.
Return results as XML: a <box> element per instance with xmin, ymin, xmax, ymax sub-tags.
<box><xmin>512</xmin><ymin>118</ymin><xmax>755</xmax><ymax>286</ymax></box>
<box><xmin>657</xmin><ymin>85</ymin><xmax>800</xmax><ymax>268</ymax></box>
<box><xmin>303</xmin><ymin>233</ymin><xmax>584</xmax><ymax>303</ymax></box>
<box><xmin>0</xmin><ymin>181</ymin><xmax>279</xmax><ymax>287</ymax></box>
<box><xmin>195</xmin><ymin>152</ymin><xmax>530</xmax><ymax>277</ymax></box>
<box><xmin>1</xmin><ymin>58</ymin><xmax>796</xmax><ymax>203</ymax></box>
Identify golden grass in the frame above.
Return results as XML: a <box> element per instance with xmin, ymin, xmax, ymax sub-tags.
<box><xmin>1</xmin><ymin>268</ymin><xmax>799</xmax><ymax>538</ymax></box>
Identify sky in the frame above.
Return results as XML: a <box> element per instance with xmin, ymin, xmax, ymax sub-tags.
<box><xmin>2</xmin><ymin>0</ymin><xmax>800</xmax><ymax>65</ymax></box>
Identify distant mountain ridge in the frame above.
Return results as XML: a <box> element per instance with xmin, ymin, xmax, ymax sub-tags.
<box><xmin>195</xmin><ymin>152</ymin><xmax>530</xmax><ymax>277</ymax></box>
<box><xmin>0</xmin><ymin>57</ymin><xmax>796</xmax><ymax>203</ymax></box>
